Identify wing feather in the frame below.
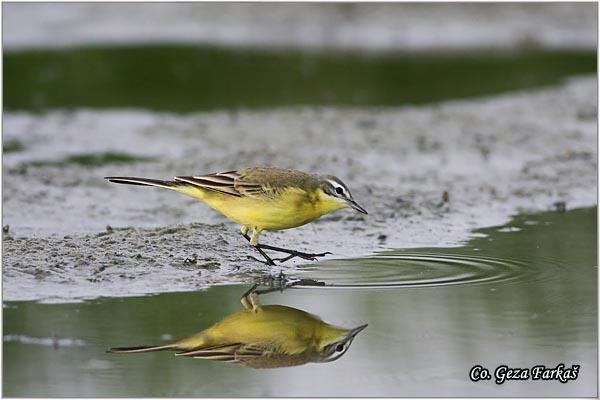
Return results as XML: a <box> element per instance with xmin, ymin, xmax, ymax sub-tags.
<box><xmin>175</xmin><ymin>170</ymin><xmax>270</xmax><ymax>198</ymax></box>
<box><xmin>234</xmin><ymin>344</ymin><xmax>269</xmax><ymax>359</ymax></box>
<box><xmin>175</xmin><ymin>343</ymin><xmax>269</xmax><ymax>364</ymax></box>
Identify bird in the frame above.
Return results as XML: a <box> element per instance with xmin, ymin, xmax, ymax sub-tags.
<box><xmin>105</xmin><ymin>166</ymin><xmax>367</xmax><ymax>264</ymax></box>
<box><xmin>108</xmin><ymin>284</ymin><xmax>368</xmax><ymax>369</ymax></box>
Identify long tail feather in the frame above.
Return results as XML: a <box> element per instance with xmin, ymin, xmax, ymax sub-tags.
<box><xmin>107</xmin><ymin>344</ymin><xmax>174</xmax><ymax>354</ymax></box>
<box><xmin>104</xmin><ymin>176</ymin><xmax>181</xmax><ymax>190</ymax></box>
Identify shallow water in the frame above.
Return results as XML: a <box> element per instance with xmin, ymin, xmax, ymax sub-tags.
<box><xmin>3</xmin><ymin>207</ymin><xmax>596</xmax><ymax>396</ymax></box>
<box><xmin>4</xmin><ymin>46</ymin><xmax>595</xmax><ymax>112</ymax></box>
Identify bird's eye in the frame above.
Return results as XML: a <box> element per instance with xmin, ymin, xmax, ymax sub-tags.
<box><xmin>335</xmin><ymin>187</ymin><xmax>344</xmax><ymax>195</ymax></box>
<box><xmin>336</xmin><ymin>344</ymin><xmax>344</xmax><ymax>352</ymax></box>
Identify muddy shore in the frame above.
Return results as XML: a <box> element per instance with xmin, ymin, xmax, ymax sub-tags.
<box><xmin>4</xmin><ymin>3</ymin><xmax>596</xmax><ymax>52</ymax></box>
<box><xmin>3</xmin><ymin>76</ymin><xmax>597</xmax><ymax>302</ymax></box>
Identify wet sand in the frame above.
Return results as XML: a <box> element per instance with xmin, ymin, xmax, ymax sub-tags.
<box><xmin>4</xmin><ymin>3</ymin><xmax>596</xmax><ymax>52</ymax></box>
<box><xmin>3</xmin><ymin>76</ymin><xmax>597</xmax><ymax>302</ymax></box>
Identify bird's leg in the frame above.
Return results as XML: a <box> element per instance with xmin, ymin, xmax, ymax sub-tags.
<box><xmin>241</xmin><ymin>277</ymin><xmax>326</xmax><ymax>299</ymax></box>
<box><xmin>248</xmin><ymin>292</ymin><xmax>261</xmax><ymax>312</ymax></box>
<box><xmin>241</xmin><ymin>293</ymin><xmax>253</xmax><ymax>310</ymax></box>
<box><xmin>241</xmin><ymin>281</ymin><xmax>290</xmax><ymax>301</ymax></box>
<box><xmin>244</xmin><ymin>228</ymin><xmax>276</xmax><ymax>265</ymax></box>
<box><xmin>241</xmin><ymin>228</ymin><xmax>331</xmax><ymax>264</ymax></box>
<box><xmin>240</xmin><ymin>283</ymin><xmax>262</xmax><ymax>313</ymax></box>
<box><xmin>250</xmin><ymin>229</ymin><xmax>260</xmax><ymax>246</ymax></box>
<box><xmin>242</xmin><ymin>233</ymin><xmax>331</xmax><ymax>262</ymax></box>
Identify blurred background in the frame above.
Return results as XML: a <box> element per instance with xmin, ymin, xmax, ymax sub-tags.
<box><xmin>3</xmin><ymin>3</ymin><xmax>597</xmax><ymax>397</ymax></box>
<box><xmin>3</xmin><ymin>3</ymin><xmax>596</xmax><ymax>112</ymax></box>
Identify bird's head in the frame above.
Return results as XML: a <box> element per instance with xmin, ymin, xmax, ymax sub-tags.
<box><xmin>318</xmin><ymin>175</ymin><xmax>368</xmax><ymax>214</ymax></box>
<box><xmin>315</xmin><ymin>323</ymin><xmax>368</xmax><ymax>363</ymax></box>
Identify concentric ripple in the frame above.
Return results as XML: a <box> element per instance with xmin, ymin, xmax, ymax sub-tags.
<box><xmin>295</xmin><ymin>251</ymin><xmax>533</xmax><ymax>289</ymax></box>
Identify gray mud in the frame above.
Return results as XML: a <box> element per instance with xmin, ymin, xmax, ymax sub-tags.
<box><xmin>3</xmin><ymin>76</ymin><xmax>597</xmax><ymax>302</ymax></box>
<box><xmin>4</xmin><ymin>3</ymin><xmax>596</xmax><ymax>52</ymax></box>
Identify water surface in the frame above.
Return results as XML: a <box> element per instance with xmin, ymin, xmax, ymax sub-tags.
<box><xmin>3</xmin><ymin>208</ymin><xmax>596</xmax><ymax>396</ymax></box>
<box><xmin>4</xmin><ymin>46</ymin><xmax>595</xmax><ymax>112</ymax></box>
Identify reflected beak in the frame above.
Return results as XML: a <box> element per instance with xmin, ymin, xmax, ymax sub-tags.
<box><xmin>347</xmin><ymin>199</ymin><xmax>368</xmax><ymax>214</ymax></box>
<box><xmin>347</xmin><ymin>323</ymin><xmax>368</xmax><ymax>338</ymax></box>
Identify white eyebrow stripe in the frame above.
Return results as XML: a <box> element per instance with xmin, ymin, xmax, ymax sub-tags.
<box><xmin>325</xmin><ymin>179</ymin><xmax>352</xmax><ymax>199</ymax></box>
<box><xmin>325</xmin><ymin>340</ymin><xmax>352</xmax><ymax>362</ymax></box>
<box><xmin>326</xmin><ymin>179</ymin><xmax>345</xmax><ymax>191</ymax></box>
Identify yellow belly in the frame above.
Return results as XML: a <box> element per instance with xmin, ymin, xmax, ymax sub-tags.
<box><xmin>186</xmin><ymin>186</ymin><xmax>344</xmax><ymax>231</ymax></box>
<box><xmin>207</xmin><ymin>191</ymin><xmax>318</xmax><ymax>230</ymax></box>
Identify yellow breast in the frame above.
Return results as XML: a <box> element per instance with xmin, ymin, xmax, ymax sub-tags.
<box><xmin>200</xmin><ymin>187</ymin><xmax>346</xmax><ymax>231</ymax></box>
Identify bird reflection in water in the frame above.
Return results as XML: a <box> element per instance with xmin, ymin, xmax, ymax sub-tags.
<box><xmin>109</xmin><ymin>283</ymin><xmax>367</xmax><ymax>368</ymax></box>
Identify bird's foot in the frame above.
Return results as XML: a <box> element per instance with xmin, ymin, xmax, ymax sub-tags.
<box><xmin>270</xmin><ymin>249</ymin><xmax>332</xmax><ymax>263</ymax></box>
<box><xmin>241</xmin><ymin>276</ymin><xmax>327</xmax><ymax>302</ymax></box>
<box><xmin>245</xmin><ymin>243</ymin><xmax>276</xmax><ymax>265</ymax></box>
<box><xmin>246</xmin><ymin>254</ymin><xmax>275</xmax><ymax>265</ymax></box>
<box><xmin>242</xmin><ymin>233</ymin><xmax>331</xmax><ymax>264</ymax></box>
<box><xmin>242</xmin><ymin>276</ymin><xmax>294</xmax><ymax>299</ymax></box>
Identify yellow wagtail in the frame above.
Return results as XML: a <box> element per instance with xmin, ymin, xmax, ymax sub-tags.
<box><xmin>105</xmin><ymin>166</ymin><xmax>367</xmax><ymax>264</ymax></box>
<box><xmin>108</xmin><ymin>285</ymin><xmax>367</xmax><ymax>368</ymax></box>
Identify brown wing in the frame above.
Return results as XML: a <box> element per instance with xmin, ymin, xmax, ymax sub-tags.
<box><xmin>175</xmin><ymin>343</ymin><xmax>268</xmax><ymax>364</ymax></box>
<box><xmin>174</xmin><ymin>170</ymin><xmax>265</xmax><ymax>198</ymax></box>
<box><xmin>236</xmin><ymin>167</ymin><xmax>317</xmax><ymax>198</ymax></box>
<box><xmin>175</xmin><ymin>168</ymin><xmax>303</xmax><ymax>198</ymax></box>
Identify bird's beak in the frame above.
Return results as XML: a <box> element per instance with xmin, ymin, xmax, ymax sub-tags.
<box><xmin>347</xmin><ymin>199</ymin><xmax>368</xmax><ymax>214</ymax></box>
<box><xmin>347</xmin><ymin>323</ymin><xmax>368</xmax><ymax>338</ymax></box>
